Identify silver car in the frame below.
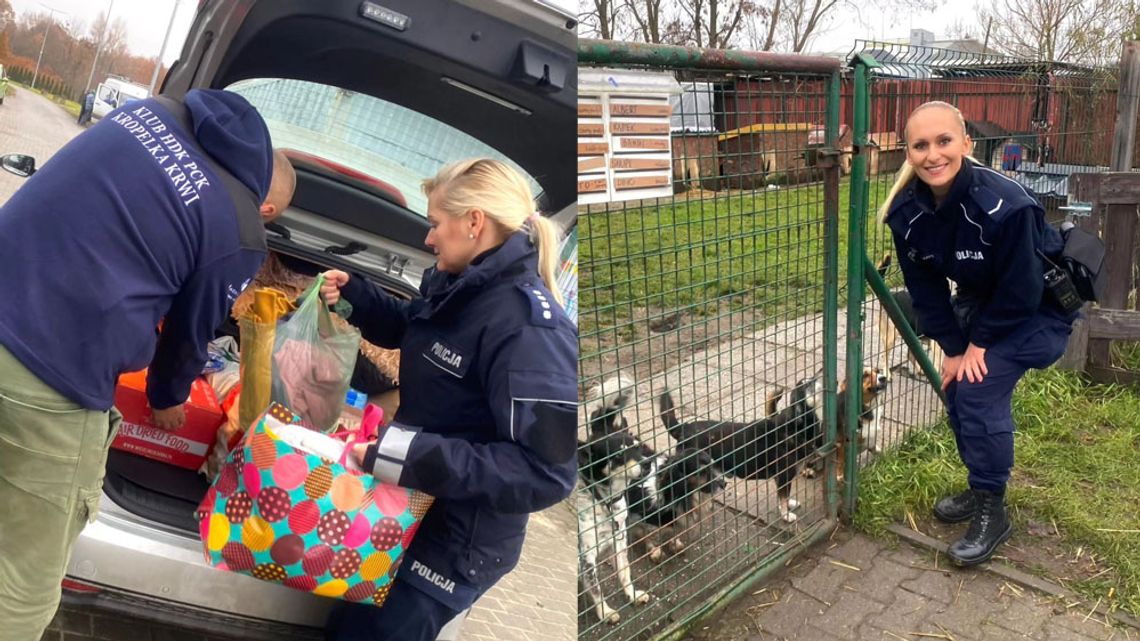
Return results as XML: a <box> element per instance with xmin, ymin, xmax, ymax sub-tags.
<box><xmin>45</xmin><ymin>0</ymin><xmax>576</xmax><ymax>638</ymax></box>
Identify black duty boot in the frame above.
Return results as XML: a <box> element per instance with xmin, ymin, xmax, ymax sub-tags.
<box><xmin>947</xmin><ymin>489</ymin><xmax>1012</xmax><ymax>567</ymax></box>
<box><xmin>933</xmin><ymin>488</ymin><xmax>978</xmax><ymax>523</ymax></box>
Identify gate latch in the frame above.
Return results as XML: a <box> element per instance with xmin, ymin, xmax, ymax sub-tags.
<box><xmin>813</xmin><ymin>147</ymin><xmax>841</xmax><ymax>169</ymax></box>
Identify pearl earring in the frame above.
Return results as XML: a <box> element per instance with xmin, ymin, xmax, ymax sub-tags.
<box><xmin>468</xmin><ymin>233</ymin><xmax>475</xmax><ymax>240</ymax></box>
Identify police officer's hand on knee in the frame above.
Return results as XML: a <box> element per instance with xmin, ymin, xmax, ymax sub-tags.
<box><xmin>320</xmin><ymin>270</ymin><xmax>350</xmax><ymax>305</ymax></box>
<box><xmin>940</xmin><ymin>344</ymin><xmax>988</xmax><ymax>389</ymax></box>
<box><xmin>956</xmin><ymin>343</ymin><xmax>988</xmax><ymax>385</ymax></box>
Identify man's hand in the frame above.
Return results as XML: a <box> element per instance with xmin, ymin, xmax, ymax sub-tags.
<box><xmin>152</xmin><ymin>404</ymin><xmax>186</xmax><ymax>431</ymax></box>
<box><xmin>320</xmin><ymin>270</ymin><xmax>350</xmax><ymax>305</ymax></box>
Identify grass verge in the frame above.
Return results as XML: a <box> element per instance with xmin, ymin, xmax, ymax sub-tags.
<box><xmin>11</xmin><ymin>81</ymin><xmax>81</xmax><ymax>118</ymax></box>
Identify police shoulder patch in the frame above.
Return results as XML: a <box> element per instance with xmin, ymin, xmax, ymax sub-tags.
<box><xmin>969</xmin><ymin>184</ymin><xmax>1007</xmax><ymax>218</ymax></box>
<box><xmin>890</xmin><ymin>186</ymin><xmax>918</xmax><ymax>213</ymax></box>
<box><xmin>971</xmin><ymin>168</ymin><xmax>1040</xmax><ymax>221</ymax></box>
<box><xmin>516</xmin><ymin>282</ymin><xmax>559</xmax><ymax>328</ymax></box>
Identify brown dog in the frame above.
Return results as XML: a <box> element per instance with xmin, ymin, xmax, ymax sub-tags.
<box><xmin>788</xmin><ymin>367</ymin><xmax>888</xmax><ymax>480</ymax></box>
<box><xmin>835</xmin><ymin>367</ymin><xmax>888</xmax><ymax>476</ymax></box>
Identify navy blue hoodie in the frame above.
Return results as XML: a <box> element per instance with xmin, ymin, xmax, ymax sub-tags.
<box><xmin>0</xmin><ymin>89</ymin><xmax>273</xmax><ymax>410</ymax></box>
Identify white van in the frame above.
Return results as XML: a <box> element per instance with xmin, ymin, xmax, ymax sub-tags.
<box><xmin>92</xmin><ymin>77</ymin><xmax>151</xmax><ymax>119</ymax></box>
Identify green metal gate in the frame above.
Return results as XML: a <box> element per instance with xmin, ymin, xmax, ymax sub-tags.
<box><xmin>576</xmin><ymin>41</ymin><xmax>847</xmax><ymax>641</ymax></box>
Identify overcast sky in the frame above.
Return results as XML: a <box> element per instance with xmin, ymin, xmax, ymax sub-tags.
<box><xmin>807</xmin><ymin>2</ymin><xmax>985</xmax><ymax>55</ymax></box>
<box><xmin>8</xmin><ymin>0</ymin><xmax>984</xmax><ymax>67</ymax></box>
<box><xmin>10</xmin><ymin>0</ymin><xmax>195</xmax><ymax>65</ymax></box>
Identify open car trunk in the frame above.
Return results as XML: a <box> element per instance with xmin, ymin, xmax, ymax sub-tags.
<box><xmin>104</xmin><ymin>451</ymin><xmax>211</xmax><ymax>533</ymax></box>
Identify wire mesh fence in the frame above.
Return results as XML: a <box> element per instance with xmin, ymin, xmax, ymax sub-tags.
<box><xmin>848</xmin><ymin>41</ymin><xmax>1121</xmax><ymax>485</ymax></box>
<box><xmin>576</xmin><ymin>43</ymin><xmax>843</xmax><ymax>641</ymax></box>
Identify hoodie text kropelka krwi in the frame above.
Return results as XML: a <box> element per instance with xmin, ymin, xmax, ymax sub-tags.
<box><xmin>111</xmin><ymin>105</ymin><xmax>212</xmax><ymax>206</ymax></box>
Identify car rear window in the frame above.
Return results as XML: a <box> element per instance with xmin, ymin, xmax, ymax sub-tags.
<box><xmin>228</xmin><ymin>78</ymin><xmax>541</xmax><ymax>216</ymax></box>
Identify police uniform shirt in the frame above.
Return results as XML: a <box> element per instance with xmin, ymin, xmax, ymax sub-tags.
<box><xmin>343</xmin><ymin>231</ymin><xmax>578</xmax><ymax>610</ymax></box>
<box><xmin>885</xmin><ymin>159</ymin><xmax>1068</xmax><ymax>356</ymax></box>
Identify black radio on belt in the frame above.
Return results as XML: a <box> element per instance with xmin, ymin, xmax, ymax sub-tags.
<box><xmin>1043</xmin><ymin>266</ymin><xmax>1083</xmax><ymax>313</ymax></box>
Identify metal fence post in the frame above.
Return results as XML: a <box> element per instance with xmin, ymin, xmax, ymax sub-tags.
<box><xmin>844</xmin><ymin>54</ymin><xmax>876</xmax><ymax>518</ymax></box>
<box><xmin>823</xmin><ymin>70</ymin><xmax>842</xmax><ymax>520</ymax></box>
<box><xmin>863</xmin><ymin>256</ymin><xmax>947</xmax><ymax>406</ymax></box>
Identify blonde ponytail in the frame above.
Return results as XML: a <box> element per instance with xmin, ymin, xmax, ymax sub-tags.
<box><xmin>528</xmin><ymin>215</ymin><xmax>565</xmax><ymax>306</ymax></box>
<box><xmin>878</xmin><ymin>162</ymin><xmax>917</xmax><ymax>223</ymax></box>
<box><xmin>423</xmin><ymin>158</ymin><xmax>565</xmax><ymax>306</ymax></box>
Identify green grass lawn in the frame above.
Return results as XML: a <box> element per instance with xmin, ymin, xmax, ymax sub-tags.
<box><xmin>854</xmin><ymin>368</ymin><xmax>1140</xmax><ymax>616</ymax></box>
<box><xmin>578</xmin><ymin>176</ymin><xmax>898</xmax><ymax>337</ymax></box>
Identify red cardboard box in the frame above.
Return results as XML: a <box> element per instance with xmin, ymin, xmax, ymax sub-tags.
<box><xmin>112</xmin><ymin>370</ymin><xmax>225</xmax><ymax>470</ymax></box>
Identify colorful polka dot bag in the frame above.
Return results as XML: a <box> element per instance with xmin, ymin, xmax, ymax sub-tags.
<box><xmin>196</xmin><ymin>402</ymin><xmax>434</xmax><ymax>607</ymax></box>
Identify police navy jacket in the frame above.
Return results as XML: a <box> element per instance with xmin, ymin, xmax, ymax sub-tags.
<box><xmin>885</xmin><ymin>159</ymin><xmax>1068</xmax><ymax>357</ymax></box>
<box><xmin>341</xmin><ymin>231</ymin><xmax>578</xmax><ymax>607</ymax></box>
<box><xmin>0</xmin><ymin>90</ymin><xmax>273</xmax><ymax>410</ymax></box>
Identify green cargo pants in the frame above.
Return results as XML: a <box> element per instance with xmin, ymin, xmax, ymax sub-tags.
<box><xmin>0</xmin><ymin>345</ymin><xmax>120</xmax><ymax>641</ymax></box>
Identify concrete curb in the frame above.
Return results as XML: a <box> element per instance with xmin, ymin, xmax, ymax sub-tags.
<box><xmin>886</xmin><ymin>523</ymin><xmax>1140</xmax><ymax>631</ymax></box>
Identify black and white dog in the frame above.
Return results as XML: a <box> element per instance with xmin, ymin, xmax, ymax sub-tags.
<box><xmin>660</xmin><ymin>386</ymin><xmax>818</xmax><ymax>523</ymax></box>
<box><xmin>586</xmin><ymin>375</ymin><xmax>727</xmax><ymax>563</ymax></box>
<box><xmin>578</xmin><ymin>375</ymin><xmax>651</xmax><ymax>624</ymax></box>
<box><xmin>577</xmin><ymin>431</ymin><xmax>651</xmax><ymax>624</ymax></box>
<box><xmin>626</xmin><ymin>446</ymin><xmax>725</xmax><ymax>562</ymax></box>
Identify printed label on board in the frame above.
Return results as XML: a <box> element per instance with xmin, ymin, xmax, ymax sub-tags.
<box><xmin>611</xmin><ymin>158</ymin><xmax>671</xmax><ymax>171</ymax></box>
<box><xmin>578</xmin><ymin>142</ymin><xmax>610</xmax><ymax>155</ymax></box>
<box><xmin>610</xmin><ymin>103</ymin><xmax>672</xmax><ymax>117</ymax></box>
<box><xmin>611</xmin><ymin>121</ymin><xmax>670</xmax><ymax>135</ymax></box>
<box><xmin>579</xmin><ymin>157</ymin><xmax>607</xmax><ymax>172</ymax></box>
<box><xmin>578</xmin><ymin>178</ymin><xmax>608</xmax><ymax>193</ymax></box>
<box><xmin>614</xmin><ymin>175</ymin><xmax>669</xmax><ymax>190</ymax></box>
<box><xmin>617</xmin><ymin>137</ymin><xmax>670</xmax><ymax>151</ymax></box>
<box><xmin>578</xmin><ymin>123</ymin><xmax>604</xmax><ymax>137</ymax></box>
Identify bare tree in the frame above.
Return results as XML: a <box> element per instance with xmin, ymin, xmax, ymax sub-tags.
<box><xmin>742</xmin><ymin>0</ymin><xmax>782</xmax><ymax>51</ymax></box>
<box><xmin>780</xmin><ymin>0</ymin><xmax>841</xmax><ymax>52</ymax></box>
<box><xmin>0</xmin><ymin>0</ymin><xmax>13</xmax><ymax>61</ymax></box>
<box><xmin>578</xmin><ymin>0</ymin><xmax>625</xmax><ymax>39</ymax></box>
<box><xmin>88</xmin><ymin>11</ymin><xmax>129</xmax><ymax>80</ymax></box>
<box><xmin>945</xmin><ymin>17</ymin><xmax>975</xmax><ymax>41</ymax></box>
<box><xmin>980</xmin><ymin>0</ymin><xmax>1129</xmax><ymax>65</ymax></box>
<box><xmin>741</xmin><ymin>0</ymin><xmax>935</xmax><ymax>54</ymax></box>
<box><xmin>626</xmin><ymin>0</ymin><xmax>668</xmax><ymax>44</ymax></box>
<box><xmin>677</xmin><ymin>0</ymin><xmax>759</xmax><ymax>49</ymax></box>
<box><xmin>0</xmin><ymin>0</ymin><xmax>13</xmax><ymax>29</ymax></box>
